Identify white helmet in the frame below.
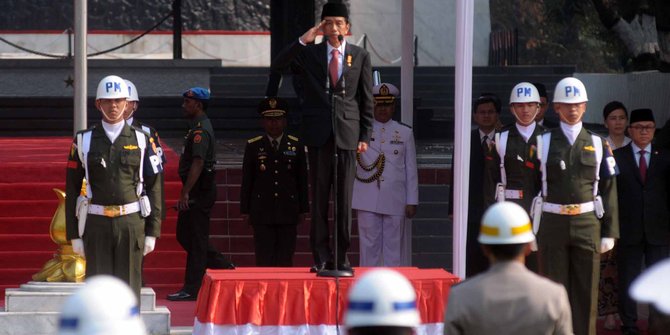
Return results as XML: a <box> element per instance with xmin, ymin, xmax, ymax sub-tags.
<box><xmin>58</xmin><ymin>275</ymin><xmax>147</xmax><ymax>335</ymax></box>
<box><xmin>509</xmin><ymin>82</ymin><xmax>540</xmax><ymax>104</ymax></box>
<box><xmin>124</xmin><ymin>79</ymin><xmax>139</xmax><ymax>102</ymax></box>
<box><xmin>630</xmin><ymin>258</ymin><xmax>670</xmax><ymax>314</ymax></box>
<box><xmin>345</xmin><ymin>268</ymin><xmax>420</xmax><ymax>329</ymax></box>
<box><xmin>478</xmin><ymin>202</ymin><xmax>535</xmax><ymax>245</ymax></box>
<box><xmin>96</xmin><ymin>75</ymin><xmax>129</xmax><ymax>100</ymax></box>
<box><xmin>552</xmin><ymin>77</ymin><xmax>588</xmax><ymax>103</ymax></box>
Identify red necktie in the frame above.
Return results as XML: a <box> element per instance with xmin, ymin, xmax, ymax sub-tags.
<box><xmin>639</xmin><ymin>149</ymin><xmax>647</xmax><ymax>183</ymax></box>
<box><xmin>329</xmin><ymin>49</ymin><xmax>340</xmax><ymax>87</ymax></box>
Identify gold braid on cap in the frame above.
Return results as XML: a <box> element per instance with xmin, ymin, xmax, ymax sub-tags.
<box><xmin>356</xmin><ymin>152</ymin><xmax>385</xmax><ymax>188</ymax></box>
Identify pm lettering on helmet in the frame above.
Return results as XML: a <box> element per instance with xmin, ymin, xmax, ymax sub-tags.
<box><xmin>517</xmin><ymin>87</ymin><xmax>532</xmax><ymax>97</ymax></box>
<box><xmin>565</xmin><ymin>86</ymin><xmax>580</xmax><ymax>97</ymax></box>
<box><xmin>106</xmin><ymin>82</ymin><xmax>122</xmax><ymax>93</ymax></box>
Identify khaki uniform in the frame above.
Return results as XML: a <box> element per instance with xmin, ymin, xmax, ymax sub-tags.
<box><xmin>444</xmin><ymin>261</ymin><xmax>573</xmax><ymax>335</ymax></box>
<box><xmin>65</xmin><ymin>123</ymin><xmax>163</xmax><ymax>298</ymax></box>
<box><xmin>536</xmin><ymin>127</ymin><xmax>619</xmax><ymax>335</ymax></box>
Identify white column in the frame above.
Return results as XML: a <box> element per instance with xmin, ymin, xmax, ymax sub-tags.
<box><xmin>74</xmin><ymin>0</ymin><xmax>87</xmax><ymax>133</ymax></box>
<box><xmin>453</xmin><ymin>0</ymin><xmax>474</xmax><ymax>279</ymax></box>
<box><xmin>400</xmin><ymin>0</ymin><xmax>414</xmax><ymax>126</ymax></box>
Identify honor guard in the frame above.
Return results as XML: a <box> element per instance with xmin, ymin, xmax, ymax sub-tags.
<box><xmin>484</xmin><ymin>82</ymin><xmax>545</xmax><ymax>271</ymax></box>
<box><xmin>168</xmin><ymin>87</ymin><xmax>232</xmax><ymax>302</ymax></box>
<box><xmin>65</xmin><ymin>75</ymin><xmax>163</xmax><ymax>300</ymax></box>
<box><xmin>240</xmin><ymin>97</ymin><xmax>309</xmax><ymax>266</ymax></box>
<box><xmin>352</xmin><ymin>83</ymin><xmax>418</xmax><ymax>266</ymax></box>
<box><xmin>534</xmin><ymin>77</ymin><xmax>619</xmax><ymax>335</ymax></box>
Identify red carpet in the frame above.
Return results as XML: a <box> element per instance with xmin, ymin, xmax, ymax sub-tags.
<box><xmin>0</xmin><ymin>136</ymin><xmax>185</xmax><ymax>304</ymax></box>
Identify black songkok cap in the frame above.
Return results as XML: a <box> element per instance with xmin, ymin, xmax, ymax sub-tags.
<box><xmin>629</xmin><ymin>108</ymin><xmax>655</xmax><ymax>124</ymax></box>
<box><xmin>321</xmin><ymin>1</ymin><xmax>349</xmax><ymax>20</ymax></box>
<box><xmin>532</xmin><ymin>82</ymin><xmax>547</xmax><ymax>98</ymax></box>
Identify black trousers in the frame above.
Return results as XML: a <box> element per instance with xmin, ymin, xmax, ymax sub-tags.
<box><xmin>175</xmin><ymin>185</ymin><xmax>218</xmax><ymax>295</ymax></box>
<box><xmin>307</xmin><ymin>137</ymin><xmax>355</xmax><ymax>266</ymax></box>
<box><xmin>252</xmin><ymin>224</ymin><xmax>298</xmax><ymax>266</ymax></box>
<box><xmin>617</xmin><ymin>242</ymin><xmax>669</xmax><ymax>329</ymax></box>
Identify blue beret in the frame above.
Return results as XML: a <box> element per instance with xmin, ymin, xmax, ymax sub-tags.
<box><xmin>183</xmin><ymin>87</ymin><xmax>210</xmax><ymax>101</ymax></box>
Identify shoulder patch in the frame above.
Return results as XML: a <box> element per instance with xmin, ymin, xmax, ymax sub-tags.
<box><xmin>288</xmin><ymin>135</ymin><xmax>299</xmax><ymax>141</ymax></box>
<box><xmin>248</xmin><ymin>135</ymin><xmax>263</xmax><ymax>143</ymax></box>
<box><xmin>75</xmin><ymin>125</ymin><xmax>95</xmax><ymax>135</ymax></box>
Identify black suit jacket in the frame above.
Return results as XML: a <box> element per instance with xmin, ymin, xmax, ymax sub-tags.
<box><xmin>271</xmin><ymin>40</ymin><xmax>374</xmax><ymax>150</ymax></box>
<box><xmin>614</xmin><ymin>144</ymin><xmax>670</xmax><ymax>245</ymax></box>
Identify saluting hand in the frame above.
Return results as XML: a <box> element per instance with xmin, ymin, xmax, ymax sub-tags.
<box><xmin>300</xmin><ymin>21</ymin><xmax>325</xmax><ymax>44</ymax></box>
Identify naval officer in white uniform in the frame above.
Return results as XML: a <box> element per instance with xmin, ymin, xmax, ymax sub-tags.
<box><xmin>352</xmin><ymin>83</ymin><xmax>419</xmax><ymax>266</ymax></box>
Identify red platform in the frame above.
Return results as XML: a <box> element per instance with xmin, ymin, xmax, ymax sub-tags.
<box><xmin>192</xmin><ymin>267</ymin><xmax>460</xmax><ymax>335</ymax></box>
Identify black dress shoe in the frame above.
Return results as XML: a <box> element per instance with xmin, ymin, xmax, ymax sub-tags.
<box><xmin>310</xmin><ymin>262</ymin><xmax>327</xmax><ymax>273</ymax></box>
<box><xmin>337</xmin><ymin>263</ymin><xmax>353</xmax><ymax>272</ymax></box>
<box><xmin>167</xmin><ymin>290</ymin><xmax>197</xmax><ymax>301</ymax></box>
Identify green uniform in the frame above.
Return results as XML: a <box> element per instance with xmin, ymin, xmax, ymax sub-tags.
<box><xmin>65</xmin><ymin>123</ymin><xmax>163</xmax><ymax>299</ymax></box>
<box><xmin>484</xmin><ymin>123</ymin><xmax>545</xmax><ymax>210</ymax></box>
<box><xmin>484</xmin><ymin>123</ymin><xmax>545</xmax><ymax>272</ymax></box>
<box><xmin>176</xmin><ymin>113</ymin><xmax>220</xmax><ymax>295</ymax></box>
<box><xmin>536</xmin><ymin>127</ymin><xmax>619</xmax><ymax>335</ymax></box>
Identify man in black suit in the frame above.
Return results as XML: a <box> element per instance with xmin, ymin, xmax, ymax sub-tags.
<box><xmin>532</xmin><ymin>82</ymin><xmax>559</xmax><ymax>128</ymax></box>
<box><xmin>450</xmin><ymin>93</ymin><xmax>501</xmax><ymax>277</ymax></box>
<box><xmin>240</xmin><ymin>97</ymin><xmax>309</xmax><ymax>266</ymax></box>
<box><xmin>271</xmin><ymin>1</ymin><xmax>374</xmax><ymax>273</ymax></box>
<box><xmin>614</xmin><ymin>108</ymin><xmax>670</xmax><ymax>335</ymax></box>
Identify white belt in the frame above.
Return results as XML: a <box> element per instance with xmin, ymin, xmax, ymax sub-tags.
<box><xmin>88</xmin><ymin>201</ymin><xmax>140</xmax><ymax>218</ymax></box>
<box><xmin>504</xmin><ymin>189</ymin><xmax>524</xmax><ymax>199</ymax></box>
<box><xmin>542</xmin><ymin>201</ymin><xmax>595</xmax><ymax>216</ymax></box>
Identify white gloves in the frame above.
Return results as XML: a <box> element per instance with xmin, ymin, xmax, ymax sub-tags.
<box><xmin>144</xmin><ymin>236</ymin><xmax>156</xmax><ymax>256</ymax></box>
<box><xmin>71</xmin><ymin>238</ymin><xmax>85</xmax><ymax>257</ymax></box>
<box><xmin>600</xmin><ymin>237</ymin><xmax>615</xmax><ymax>253</ymax></box>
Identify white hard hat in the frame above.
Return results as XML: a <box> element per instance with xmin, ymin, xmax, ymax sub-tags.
<box><xmin>509</xmin><ymin>82</ymin><xmax>540</xmax><ymax>104</ymax></box>
<box><xmin>478</xmin><ymin>202</ymin><xmax>535</xmax><ymax>245</ymax></box>
<box><xmin>58</xmin><ymin>275</ymin><xmax>147</xmax><ymax>335</ymax></box>
<box><xmin>124</xmin><ymin>79</ymin><xmax>139</xmax><ymax>102</ymax></box>
<box><xmin>552</xmin><ymin>77</ymin><xmax>588</xmax><ymax>103</ymax></box>
<box><xmin>96</xmin><ymin>75</ymin><xmax>129</xmax><ymax>100</ymax></box>
<box><xmin>630</xmin><ymin>258</ymin><xmax>670</xmax><ymax>314</ymax></box>
<box><xmin>345</xmin><ymin>268</ymin><xmax>420</xmax><ymax>329</ymax></box>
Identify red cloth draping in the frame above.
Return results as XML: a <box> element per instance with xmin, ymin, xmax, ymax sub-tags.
<box><xmin>195</xmin><ymin>267</ymin><xmax>460</xmax><ymax>327</ymax></box>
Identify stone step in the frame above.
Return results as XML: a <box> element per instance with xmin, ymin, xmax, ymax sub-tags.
<box><xmin>5</xmin><ymin>282</ymin><xmax>159</xmax><ymax>312</ymax></box>
<box><xmin>415</xmin><ymin>202</ymin><xmax>450</xmax><ymax>219</ymax></box>
<box><xmin>0</xmin><ymin>282</ymin><xmax>169</xmax><ymax>335</ymax></box>
<box><xmin>419</xmin><ymin>184</ymin><xmax>450</xmax><ymax>202</ymax></box>
<box><xmin>0</xmin><ymin>308</ymin><xmax>170</xmax><ymax>335</ymax></box>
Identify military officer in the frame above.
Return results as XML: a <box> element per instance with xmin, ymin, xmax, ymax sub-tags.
<box><xmin>65</xmin><ymin>75</ymin><xmax>163</xmax><ymax>300</ymax></box>
<box><xmin>535</xmin><ymin>77</ymin><xmax>619</xmax><ymax>335</ymax></box>
<box><xmin>168</xmin><ymin>87</ymin><xmax>232</xmax><ymax>302</ymax></box>
<box><xmin>352</xmin><ymin>83</ymin><xmax>418</xmax><ymax>267</ymax></box>
<box><xmin>240</xmin><ymin>97</ymin><xmax>309</xmax><ymax>266</ymax></box>
<box><xmin>484</xmin><ymin>82</ymin><xmax>545</xmax><ymax>271</ymax></box>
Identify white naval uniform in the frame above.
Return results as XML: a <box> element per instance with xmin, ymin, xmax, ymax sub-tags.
<box><xmin>352</xmin><ymin>119</ymin><xmax>419</xmax><ymax>266</ymax></box>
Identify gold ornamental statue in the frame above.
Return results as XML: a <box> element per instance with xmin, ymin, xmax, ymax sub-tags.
<box><xmin>32</xmin><ymin>188</ymin><xmax>86</xmax><ymax>282</ymax></box>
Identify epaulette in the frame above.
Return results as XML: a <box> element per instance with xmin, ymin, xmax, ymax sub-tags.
<box><xmin>398</xmin><ymin>122</ymin><xmax>412</xmax><ymax>129</ymax></box>
<box><xmin>500</xmin><ymin>123</ymin><xmax>515</xmax><ymax>132</ymax></box>
<box><xmin>585</xmin><ymin>129</ymin><xmax>607</xmax><ymax>138</ymax></box>
<box><xmin>75</xmin><ymin>125</ymin><xmax>96</xmax><ymax>135</ymax></box>
<box><xmin>248</xmin><ymin>135</ymin><xmax>263</xmax><ymax>143</ymax></box>
<box><xmin>288</xmin><ymin>135</ymin><xmax>299</xmax><ymax>141</ymax></box>
<box><xmin>130</xmin><ymin>124</ymin><xmax>151</xmax><ymax>137</ymax></box>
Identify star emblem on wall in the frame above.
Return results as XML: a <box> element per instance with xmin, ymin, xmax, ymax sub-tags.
<box><xmin>64</xmin><ymin>75</ymin><xmax>74</xmax><ymax>88</ymax></box>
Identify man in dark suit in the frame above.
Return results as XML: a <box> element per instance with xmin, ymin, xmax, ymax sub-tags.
<box><xmin>614</xmin><ymin>108</ymin><xmax>670</xmax><ymax>335</ymax></box>
<box><xmin>240</xmin><ymin>97</ymin><xmax>309</xmax><ymax>267</ymax></box>
<box><xmin>450</xmin><ymin>93</ymin><xmax>501</xmax><ymax>277</ymax></box>
<box><xmin>532</xmin><ymin>82</ymin><xmax>559</xmax><ymax>128</ymax></box>
<box><xmin>271</xmin><ymin>1</ymin><xmax>374</xmax><ymax>273</ymax></box>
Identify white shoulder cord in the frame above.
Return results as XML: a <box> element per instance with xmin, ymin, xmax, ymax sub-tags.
<box><xmin>134</xmin><ymin>130</ymin><xmax>147</xmax><ymax>197</ymax></box>
<box><xmin>539</xmin><ymin>132</ymin><xmax>551</xmax><ymax>197</ymax></box>
<box><xmin>76</xmin><ymin>131</ymin><xmax>93</xmax><ymax>199</ymax></box>
<box><xmin>591</xmin><ymin>135</ymin><xmax>603</xmax><ymax>197</ymax></box>
<box><xmin>495</xmin><ymin>131</ymin><xmax>509</xmax><ymax>187</ymax></box>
